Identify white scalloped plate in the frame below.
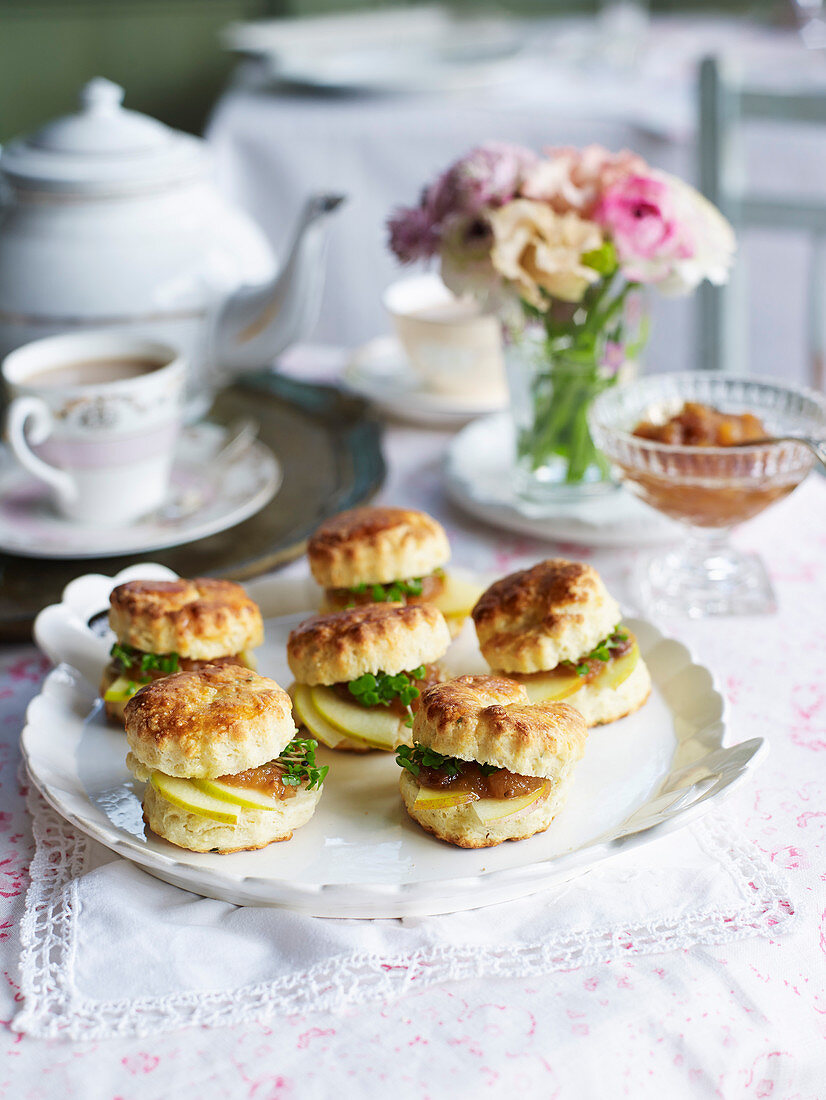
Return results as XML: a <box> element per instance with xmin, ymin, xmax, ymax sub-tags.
<box><xmin>23</xmin><ymin>565</ymin><xmax>765</xmax><ymax>917</ymax></box>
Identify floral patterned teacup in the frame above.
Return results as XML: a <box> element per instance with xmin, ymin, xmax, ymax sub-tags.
<box><xmin>3</xmin><ymin>332</ymin><xmax>185</xmax><ymax>526</ymax></box>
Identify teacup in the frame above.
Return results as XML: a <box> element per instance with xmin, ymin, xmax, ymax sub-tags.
<box><xmin>2</xmin><ymin>332</ymin><xmax>185</xmax><ymax>526</ymax></box>
<box><xmin>383</xmin><ymin>273</ymin><xmax>506</xmax><ymax>398</ymax></box>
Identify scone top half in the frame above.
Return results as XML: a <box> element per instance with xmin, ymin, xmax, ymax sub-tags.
<box><xmin>101</xmin><ymin>578</ymin><xmax>264</xmax><ymax>720</ymax></box>
<box><xmin>124</xmin><ymin>664</ymin><xmax>297</xmax><ymax>781</ymax></box>
<box><xmin>397</xmin><ymin>676</ymin><xmax>588</xmax><ymax>848</ymax></box>
<box><xmin>124</xmin><ymin>664</ymin><xmax>326</xmax><ymax>854</ymax></box>
<box><xmin>405</xmin><ymin>675</ymin><xmax>587</xmax><ymax>783</ymax></box>
<box><xmin>471</xmin><ymin>560</ymin><xmax>649</xmax><ymax>727</ymax></box>
<box><xmin>288</xmin><ymin>602</ymin><xmax>451</xmax><ymax>754</ymax></box>
<box><xmin>309</xmin><ymin>506</ymin><xmax>450</xmax><ymax>595</ymax></box>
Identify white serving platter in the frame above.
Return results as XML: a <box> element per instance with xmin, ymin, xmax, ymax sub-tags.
<box><xmin>25</xmin><ymin>564</ymin><xmax>765</xmax><ymax>918</ymax></box>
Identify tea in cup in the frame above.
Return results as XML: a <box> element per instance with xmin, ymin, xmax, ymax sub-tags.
<box><xmin>2</xmin><ymin>332</ymin><xmax>185</xmax><ymax>526</ymax></box>
<box><xmin>383</xmin><ymin>273</ymin><xmax>505</xmax><ymax>398</ymax></box>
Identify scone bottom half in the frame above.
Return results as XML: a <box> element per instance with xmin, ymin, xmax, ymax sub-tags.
<box><xmin>308</xmin><ymin>505</ymin><xmax>480</xmax><ymax>637</ymax></box>
<box><xmin>101</xmin><ymin>576</ymin><xmax>263</xmax><ymax>725</ymax></box>
<box><xmin>396</xmin><ymin>676</ymin><xmax>588</xmax><ymax>848</ymax></box>
<box><xmin>471</xmin><ymin>560</ymin><xmax>651</xmax><ymax>727</ymax></box>
<box><xmin>124</xmin><ymin>665</ymin><xmax>327</xmax><ymax>854</ymax></box>
<box><xmin>288</xmin><ymin>602</ymin><xmax>451</xmax><ymax>754</ymax></box>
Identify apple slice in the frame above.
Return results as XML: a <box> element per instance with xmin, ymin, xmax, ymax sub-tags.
<box><xmin>293</xmin><ymin>684</ymin><xmax>348</xmax><ymax>749</ymax></box>
<box><xmin>517</xmin><ymin>667</ymin><xmax>584</xmax><ymax>704</ymax></box>
<box><xmin>413</xmin><ymin>784</ymin><xmax>476</xmax><ymax>810</ymax></box>
<box><xmin>431</xmin><ymin>573</ymin><xmax>485</xmax><ymax>618</ymax></box>
<box><xmin>103</xmin><ymin>675</ymin><xmax>140</xmax><ymax>703</ymax></box>
<box><xmin>471</xmin><ymin>781</ymin><xmax>551</xmax><ymax>825</ymax></box>
<box><xmin>150</xmin><ymin>772</ymin><xmax>239</xmax><ymax>824</ymax></box>
<box><xmin>310</xmin><ymin>685</ymin><xmax>402</xmax><ymax>750</ymax></box>
<box><xmin>592</xmin><ymin>640</ymin><xmax>639</xmax><ymax>692</ymax></box>
<box><xmin>238</xmin><ymin>650</ymin><xmax>258</xmax><ymax>671</ymax></box>
<box><xmin>191</xmin><ymin>777</ymin><xmax>281</xmax><ymax>811</ymax></box>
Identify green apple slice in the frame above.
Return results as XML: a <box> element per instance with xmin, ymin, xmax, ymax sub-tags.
<box><xmin>518</xmin><ymin>667</ymin><xmax>584</xmax><ymax>703</ymax></box>
<box><xmin>103</xmin><ymin>675</ymin><xmax>140</xmax><ymax>703</ymax></box>
<box><xmin>150</xmin><ymin>772</ymin><xmax>240</xmax><ymax>824</ymax></box>
<box><xmin>471</xmin><ymin>781</ymin><xmax>551</xmax><ymax>825</ymax></box>
<box><xmin>310</xmin><ymin>685</ymin><xmax>402</xmax><ymax>750</ymax></box>
<box><xmin>238</xmin><ymin>650</ymin><xmax>258</xmax><ymax>671</ymax></box>
<box><xmin>592</xmin><ymin>641</ymin><xmax>639</xmax><ymax>692</ymax></box>
<box><xmin>413</xmin><ymin>785</ymin><xmax>475</xmax><ymax>810</ymax></box>
<box><xmin>190</xmin><ymin>777</ymin><xmax>281</xmax><ymax>811</ymax></box>
<box><xmin>293</xmin><ymin>684</ymin><xmax>348</xmax><ymax>749</ymax></box>
<box><xmin>431</xmin><ymin>573</ymin><xmax>484</xmax><ymax>618</ymax></box>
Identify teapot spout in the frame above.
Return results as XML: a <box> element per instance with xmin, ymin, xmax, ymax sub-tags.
<box><xmin>215</xmin><ymin>193</ymin><xmax>344</xmax><ymax>369</ymax></box>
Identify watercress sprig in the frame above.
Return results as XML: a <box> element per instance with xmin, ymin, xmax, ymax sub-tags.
<box><xmin>396</xmin><ymin>744</ymin><xmax>499</xmax><ymax>778</ymax></box>
<box><xmin>275</xmin><ymin>737</ymin><xmax>328</xmax><ymax>790</ymax></box>
<box><xmin>348</xmin><ymin>666</ymin><xmax>426</xmax><ymax>709</ymax></box>
<box><xmin>563</xmin><ymin>625</ymin><xmax>629</xmax><ymax>677</ymax></box>
<box><xmin>349</xmin><ymin>577</ymin><xmax>424</xmax><ymax>603</ymax></box>
<box><xmin>110</xmin><ymin>642</ymin><xmax>179</xmax><ymax>676</ymax></box>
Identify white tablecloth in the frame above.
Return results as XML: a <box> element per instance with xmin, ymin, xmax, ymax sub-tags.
<box><xmin>0</xmin><ymin>344</ymin><xmax>823</xmax><ymax>1094</ymax></box>
<box><xmin>206</xmin><ymin>15</ymin><xmax>826</xmax><ymax>385</ymax></box>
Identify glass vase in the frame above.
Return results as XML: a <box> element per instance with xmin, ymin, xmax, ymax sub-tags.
<box><xmin>505</xmin><ymin>297</ymin><xmax>644</xmax><ymax>507</ymax></box>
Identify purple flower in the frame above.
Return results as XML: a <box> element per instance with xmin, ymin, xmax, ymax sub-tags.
<box><xmin>387</xmin><ymin>142</ymin><xmax>537</xmax><ymax>264</ymax></box>
<box><xmin>387</xmin><ymin>204</ymin><xmax>439</xmax><ymax>264</ymax></box>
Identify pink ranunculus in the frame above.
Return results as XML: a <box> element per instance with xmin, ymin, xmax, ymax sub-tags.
<box><xmin>424</xmin><ymin>142</ymin><xmax>539</xmax><ymax>224</ymax></box>
<box><xmin>595</xmin><ymin>174</ymin><xmax>694</xmax><ymax>283</ymax></box>
<box><xmin>521</xmin><ymin>145</ymin><xmax>649</xmax><ymax>217</ymax></box>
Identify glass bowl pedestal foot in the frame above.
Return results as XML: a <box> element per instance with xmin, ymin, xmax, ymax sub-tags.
<box><xmin>634</xmin><ymin>529</ymin><xmax>777</xmax><ymax>618</ymax></box>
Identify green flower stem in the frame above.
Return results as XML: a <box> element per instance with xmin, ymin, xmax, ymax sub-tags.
<box><xmin>513</xmin><ymin>278</ymin><xmax>643</xmax><ymax>486</ymax></box>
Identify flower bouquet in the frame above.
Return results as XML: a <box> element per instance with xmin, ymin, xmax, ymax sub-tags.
<box><xmin>388</xmin><ymin>143</ymin><xmax>734</xmax><ymax>501</ymax></box>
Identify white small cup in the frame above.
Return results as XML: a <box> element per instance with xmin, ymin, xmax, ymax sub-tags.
<box><xmin>3</xmin><ymin>332</ymin><xmax>185</xmax><ymax>526</ymax></box>
<box><xmin>383</xmin><ymin>273</ymin><xmax>506</xmax><ymax>398</ymax></box>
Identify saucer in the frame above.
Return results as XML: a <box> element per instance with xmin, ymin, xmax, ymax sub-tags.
<box><xmin>0</xmin><ymin>421</ymin><xmax>281</xmax><ymax>560</ymax></box>
<box><xmin>342</xmin><ymin>336</ymin><xmax>507</xmax><ymax>426</ymax></box>
<box><xmin>445</xmin><ymin>413</ymin><xmax>681</xmax><ymax>548</ymax></box>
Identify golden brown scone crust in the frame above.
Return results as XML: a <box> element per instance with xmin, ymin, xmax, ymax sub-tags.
<box><xmin>400</xmin><ymin>767</ymin><xmax>576</xmax><ymax>848</ymax></box>
<box><xmin>307</xmin><ymin>506</ymin><xmax>450</xmax><ymax>588</ymax></box>
<box><xmin>143</xmin><ymin>781</ymin><xmax>321</xmax><ymax>853</ymax></box>
<box><xmin>100</xmin><ymin>653</ymin><xmax>246</xmax><ymax>726</ymax></box>
<box><xmin>472</xmin><ymin>560</ymin><xmax>621</xmax><ymax>674</ymax></box>
<box><xmin>287</xmin><ymin>602</ymin><xmax>451</xmax><ymax>685</ymax></box>
<box><xmin>124</xmin><ymin>664</ymin><xmax>295</xmax><ymax>779</ymax></box>
<box><xmin>413</xmin><ymin>675</ymin><xmax>588</xmax><ymax>777</ymax></box>
<box><xmin>109</xmin><ymin>578</ymin><xmax>264</xmax><ymax>660</ymax></box>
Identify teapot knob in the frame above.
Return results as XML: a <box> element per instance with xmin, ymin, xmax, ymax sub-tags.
<box><xmin>80</xmin><ymin>78</ymin><xmax>125</xmax><ymax>115</ymax></box>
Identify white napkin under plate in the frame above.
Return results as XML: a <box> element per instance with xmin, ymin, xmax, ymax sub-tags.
<box><xmin>15</xmin><ymin>787</ymin><xmax>793</xmax><ymax>1040</ymax></box>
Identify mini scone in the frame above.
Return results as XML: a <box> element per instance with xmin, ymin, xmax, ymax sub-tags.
<box><xmin>397</xmin><ymin>675</ymin><xmax>588</xmax><ymax>848</ymax></box>
<box><xmin>307</xmin><ymin>505</ymin><xmax>480</xmax><ymax>637</ymax></box>
<box><xmin>471</xmin><ymin>559</ymin><xmax>651</xmax><ymax>727</ymax></box>
<box><xmin>288</xmin><ymin>601</ymin><xmax>451</xmax><ymax>752</ymax></box>
<box><xmin>100</xmin><ymin>577</ymin><xmax>264</xmax><ymax>723</ymax></box>
<box><xmin>124</xmin><ymin>664</ymin><xmax>326</xmax><ymax>853</ymax></box>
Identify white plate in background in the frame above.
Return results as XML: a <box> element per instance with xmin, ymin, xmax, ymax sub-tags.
<box><xmin>445</xmin><ymin>412</ymin><xmax>682</xmax><ymax>548</ymax></box>
<box><xmin>24</xmin><ymin>565</ymin><xmax>764</xmax><ymax>917</ymax></box>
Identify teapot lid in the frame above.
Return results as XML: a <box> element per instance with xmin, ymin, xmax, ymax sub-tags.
<box><xmin>0</xmin><ymin>78</ymin><xmax>208</xmax><ymax>193</ymax></box>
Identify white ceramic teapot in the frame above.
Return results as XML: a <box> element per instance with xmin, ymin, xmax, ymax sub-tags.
<box><xmin>0</xmin><ymin>78</ymin><xmax>343</xmax><ymax>418</ymax></box>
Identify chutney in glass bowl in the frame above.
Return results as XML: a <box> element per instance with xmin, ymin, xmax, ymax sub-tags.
<box><xmin>588</xmin><ymin>373</ymin><xmax>826</xmax><ymax>617</ymax></box>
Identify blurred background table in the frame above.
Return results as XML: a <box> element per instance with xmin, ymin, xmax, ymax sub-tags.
<box><xmin>208</xmin><ymin>14</ymin><xmax>826</xmax><ymax>383</ymax></box>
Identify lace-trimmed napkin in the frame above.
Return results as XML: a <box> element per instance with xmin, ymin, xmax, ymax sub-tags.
<box><xmin>15</xmin><ymin>788</ymin><xmax>793</xmax><ymax>1040</ymax></box>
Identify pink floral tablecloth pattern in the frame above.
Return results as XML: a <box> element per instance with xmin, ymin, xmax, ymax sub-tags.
<box><xmin>0</xmin><ymin>349</ymin><xmax>823</xmax><ymax>1097</ymax></box>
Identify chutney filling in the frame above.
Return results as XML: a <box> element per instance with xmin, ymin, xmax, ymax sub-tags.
<box><xmin>633</xmin><ymin>402</ymin><xmax>767</xmax><ymax>447</ymax></box>
<box><xmin>325</xmin><ymin>569</ymin><xmax>446</xmax><ymax>610</ymax></box>
<box><xmin>396</xmin><ymin>744</ymin><xmax>545</xmax><ymax>800</ymax></box>
<box><xmin>217</xmin><ymin>738</ymin><xmax>327</xmax><ymax>797</ymax></box>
